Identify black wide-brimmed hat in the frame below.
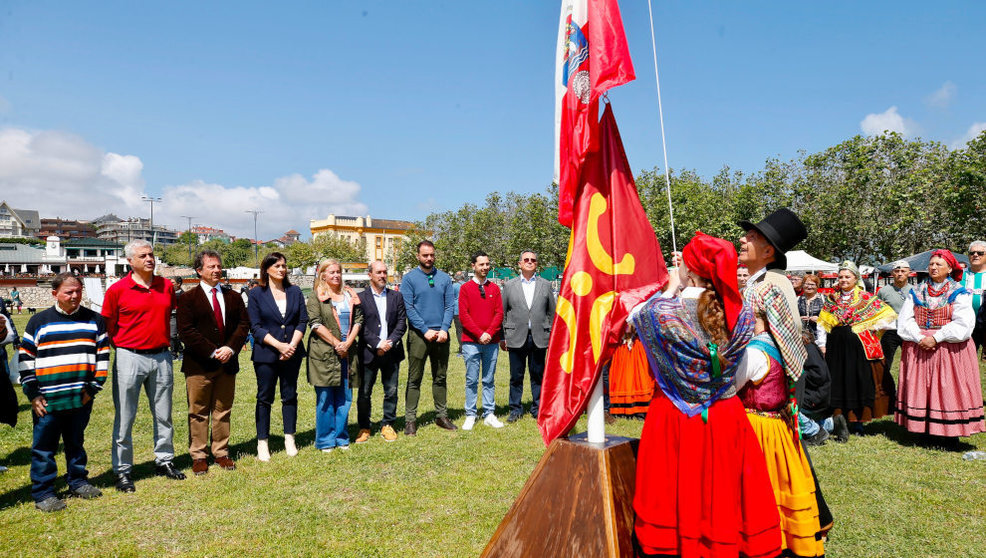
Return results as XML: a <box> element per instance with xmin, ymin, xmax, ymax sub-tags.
<box><xmin>737</xmin><ymin>207</ymin><xmax>807</xmax><ymax>270</ymax></box>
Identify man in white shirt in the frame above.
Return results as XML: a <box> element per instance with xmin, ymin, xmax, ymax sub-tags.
<box><xmin>961</xmin><ymin>240</ymin><xmax>986</xmax><ymax>352</ymax></box>
<box><xmin>356</xmin><ymin>261</ymin><xmax>407</xmax><ymax>443</ymax></box>
<box><xmin>500</xmin><ymin>251</ymin><xmax>555</xmax><ymax>423</ymax></box>
<box><xmin>176</xmin><ymin>250</ymin><xmax>250</xmax><ymax>475</ymax></box>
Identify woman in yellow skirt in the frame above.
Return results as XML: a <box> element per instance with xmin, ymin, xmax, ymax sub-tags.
<box><xmin>737</xmin><ymin>281</ymin><xmax>825</xmax><ymax>557</ymax></box>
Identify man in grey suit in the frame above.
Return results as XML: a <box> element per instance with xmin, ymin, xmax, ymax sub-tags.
<box><xmin>500</xmin><ymin>251</ymin><xmax>555</xmax><ymax>423</ymax></box>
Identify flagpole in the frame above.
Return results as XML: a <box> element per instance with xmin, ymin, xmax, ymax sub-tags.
<box><xmin>586</xmin><ymin>375</ymin><xmax>605</xmax><ymax>443</ymax></box>
<box><xmin>646</xmin><ymin>0</ymin><xmax>678</xmax><ymax>256</ymax></box>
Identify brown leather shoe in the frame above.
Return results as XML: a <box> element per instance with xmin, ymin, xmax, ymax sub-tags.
<box><xmin>192</xmin><ymin>458</ymin><xmax>208</xmax><ymax>475</ymax></box>
<box><xmin>215</xmin><ymin>456</ymin><xmax>236</xmax><ymax>471</ymax></box>
<box><xmin>355</xmin><ymin>429</ymin><xmax>371</xmax><ymax>443</ymax></box>
<box><xmin>435</xmin><ymin>416</ymin><xmax>458</xmax><ymax>431</ymax></box>
<box><xmin>404</xmin><ymin>421</ymin><xmax>417</xmax><ymax>436</ymax></box>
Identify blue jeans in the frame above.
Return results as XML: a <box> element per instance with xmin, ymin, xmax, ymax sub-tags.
<box><xmin>463</xmin><ymin>343</ymin><xmax>499</xmax><ymax>417</ymax></box>
<box><xmin>314</xmin><ymin>368</ymin><xmax>352</xmax><ymax>449</ymax></box>
<box><xmin>801</xmin><ymin>411</ymin><xmax>834</xmax><ymax>436</ymax></box>
<box><xmin>31</xmin><ymin>402</ymin><xmax>92</xmax><ymax>501</ymax></box>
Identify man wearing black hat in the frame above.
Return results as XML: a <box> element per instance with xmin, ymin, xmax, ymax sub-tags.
<box><xmin>738</xmin><ymin>207</ymin><xmax>807</xmax><ymax>324</ymax></box>
<box><xmin>738</xmin><ymin>207</ymin><xmax>834</xmax><ymax>536</ymax></box>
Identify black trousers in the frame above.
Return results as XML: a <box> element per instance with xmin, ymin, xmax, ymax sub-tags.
<box><xmin>254</xmin><ymin>358</ymin><xmax>300</xmax><ymax>438</ymax></box>
<box><xmin>507</xmin><ymin>333</ymin><xmax>546</xmax><ymax>417</ymax></box>
<box><xmin>357</xmin><ymin>359</ymin><xmax>400</xmax><ymax>429</ymax></box>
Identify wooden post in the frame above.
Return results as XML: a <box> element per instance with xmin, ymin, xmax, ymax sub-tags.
<box><xmin>481</xmin><ymin>433</ymin><xmax>638</xmax><ymax>558</ymax></box>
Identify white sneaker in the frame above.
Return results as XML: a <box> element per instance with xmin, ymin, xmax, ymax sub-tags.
<box><xmin>284</xmin><ymin>434</ymin><xmax>299</xmax><ymax>457</ymax></box>
<box><xmin>483</xmin><ymin>414</ymin><xmax>505</xmax><ymax>428</ymax></box>
<box><xmin>257</xmin><ymin>439</ymin><xmax>271</xmax><ymax>462</ymax></box>
<box><xmin>462</xmin><ymin>416</ymin><xmax>477</xmax><ymax>431</ymax></box>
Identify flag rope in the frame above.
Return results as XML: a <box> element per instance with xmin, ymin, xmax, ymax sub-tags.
<box><xmin>646</xmin><ymin>0</ymin><xmax>678</xmax><ymax>256</ymax></box>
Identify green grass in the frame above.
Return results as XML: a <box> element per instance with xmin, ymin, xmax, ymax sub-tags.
<box><xmin>1</xmin><ymin>311</ymin><xmax>985</xmax><ymax>557</ymax></box>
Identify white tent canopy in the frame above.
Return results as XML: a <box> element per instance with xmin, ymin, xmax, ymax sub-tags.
<box><xmin>784</xmin><ymin>250</ymin><xmax>838</xmax><ymax>272</ymax></box>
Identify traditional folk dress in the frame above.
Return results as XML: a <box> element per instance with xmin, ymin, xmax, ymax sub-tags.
<box><xmin>818</xmin><ymin>288</ymin><xmax>896</xmax><ymax>421</ymax></box>
<box><xmin>737</xmin><ymin>333</ymin><xmax>825</xmax><ymax>558</ymax></box>
<box><xmin>895</xmin><ymin>280</ymin><xmax>986</xmax><ymax>437</ymax></box>
<box><xmin>607</xmin><ymin>340</ymin><xmax>655</xmax><ymax>417</ymax></box>
<box><xmin>632</xmin><ymin>289</ymin><xmax>782</xmax><ymax>558</ymax></box>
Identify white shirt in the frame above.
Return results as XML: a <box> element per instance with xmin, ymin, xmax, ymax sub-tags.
<box><xmin>897</xmin><ymin>285</ymin><xmax>975</xmax><ymax>344</ymax></box>
<box><xmin>520</xmin><ymin>275</ymin><xmax>537</xmax><ymax>327</ymax></box>
<box><xmin>200</xmin><ymin>281</ymin><xmax>226</xmax><ymax>321</ymax></box>
<box><xmin>372</xmin><ymin>286</ymin><xmax>389</xmax><ymax>347</ymax></box>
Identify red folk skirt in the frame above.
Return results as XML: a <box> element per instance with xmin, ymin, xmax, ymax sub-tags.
<box><xmin>609</xmin><ymin>342</ymin><xmax>655</xmax><ymax>416</ymax></box>
<box><xmin>634</xmin><ymin>394</ymin><xmax>782</xmax><ymax>558</ymax></box>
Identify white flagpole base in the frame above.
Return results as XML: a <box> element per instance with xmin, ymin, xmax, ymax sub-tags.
<box><xmin>586</xmin><ymin>376</ymin><xmax>606</xmax><ymax>444</ymax></box>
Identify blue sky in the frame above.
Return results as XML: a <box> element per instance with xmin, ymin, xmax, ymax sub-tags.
<box><xmin>1</xmin><ymin>1</ymin><xmax>983</xmax><ymax>240</ymax></box>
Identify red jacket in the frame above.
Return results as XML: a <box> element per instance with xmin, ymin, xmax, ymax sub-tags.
<box><xmin>458</xmin><ymin>280</ymin><xmax>503</xmax><ymax>343</ymax></box>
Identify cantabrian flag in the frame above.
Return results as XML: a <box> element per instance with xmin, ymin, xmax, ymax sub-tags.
<box><xmin>554</xmin><ymin>0</ymin><xmax>635</xmax><ymax>228</ymax></box>
<box><xmin>539</xmin><ymin>104</ymin><xmax>669</xmax><ymax>445</ymax></box>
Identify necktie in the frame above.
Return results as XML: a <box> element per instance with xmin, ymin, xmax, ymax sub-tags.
<box><xmin>212</xmin><ymin>287</ymin><xmax>225</xmax><ymax>339</ymax></box>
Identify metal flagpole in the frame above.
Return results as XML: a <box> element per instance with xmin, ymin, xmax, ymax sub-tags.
<box><xmin>646</xmin><ymin>0</ymin><xmax>678</xmax><ymax>257</ymax></box>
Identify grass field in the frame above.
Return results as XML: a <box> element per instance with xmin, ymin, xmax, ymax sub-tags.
<box><xmin>1</xmin><ymin>311</ymin><xmax>985</xmax><ymax>557</ymax></box>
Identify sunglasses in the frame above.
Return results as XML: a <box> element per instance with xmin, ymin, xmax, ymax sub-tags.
<box><xmin>522</xmin><ymin>257</ymin><xmax>537</xmax><ymax>263</ymax></box>
<box><xmin>971</xmin><ymin>251</ymin><xmax>985</xmax><ymax>257</ymax></box>
<box><xmin>479</xmin><ymin>284</ymin><xmax>486</xmax><ymax>298</ymax></box>
<box><xmin>428</xmin><ymin>275</ymin><xmax>435</xmax><ymax>288</ymax></box>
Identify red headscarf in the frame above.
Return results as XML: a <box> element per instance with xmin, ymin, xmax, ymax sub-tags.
<box><xmin>681</xmin><ymin>231</ymin><xmax>744</xmax><ymax>332</ymax></box>
<box><xmin>930</xmin><ymin>249</ymin><xmax>963</xmax><ymax>282</ymax></box>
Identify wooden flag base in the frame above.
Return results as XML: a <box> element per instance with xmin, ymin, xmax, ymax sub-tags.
<box><xmin>481</xmin><ymin>433</ymin><xmax>639</xmax><ymax>558</ymax></box>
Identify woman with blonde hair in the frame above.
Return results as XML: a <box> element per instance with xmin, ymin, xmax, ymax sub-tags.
<box><xmin>306</xmin><ymin>260</ymin><xmax>363</xmax><ymax>452</ymax></box>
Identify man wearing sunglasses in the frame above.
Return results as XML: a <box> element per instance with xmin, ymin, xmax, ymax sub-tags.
<box><xmin>400</xmin><ymin>240</ymin><xmax>457</xmax><ymax>434</ymax></box>
<box><xmin>500</xmin><ymin>251</ymin><xmax>555</xmax><ymax>423</ymax></box>
<box><xmin>962</xmin><ymin>241</ymin><xmax>986</xmax><ymax>353</ymax></box>
<box><xmin>458</xmin><ymin>251</ymin><xmax>504</xmax><ymax>430</ymax></box>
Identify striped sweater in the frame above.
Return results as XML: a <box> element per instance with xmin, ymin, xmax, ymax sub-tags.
<box><xmin>19</xmin><ymin>306</ymin><xmax>110</xmax><ymax>411</ymax></box>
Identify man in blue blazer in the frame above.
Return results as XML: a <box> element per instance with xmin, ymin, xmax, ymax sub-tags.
<box><xmin>356</xmin><ymin>261</ymin><xmax>407</xmax><ymax>443</ymax></box>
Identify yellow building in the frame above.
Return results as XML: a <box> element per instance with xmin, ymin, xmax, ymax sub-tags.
<box><xmin>309</xmin><ymin>214</ymin><xmax>417</xmax><ymax>267</ymax></box>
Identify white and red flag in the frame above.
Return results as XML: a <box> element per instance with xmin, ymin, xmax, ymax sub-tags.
<box><xmin>554</xmin><ymin>0</ymin><xmax>636</xmax><ymax>228</ymax></box>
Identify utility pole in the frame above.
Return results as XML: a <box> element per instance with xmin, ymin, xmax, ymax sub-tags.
<box><xmin>245</xmin><ymin>209</ymin><xmax>262</xmax><ymax>264</ymax></box>
<box><xmin>181</xmin><ymin>215</ymin><xmax>196</xmax><ymax>264</ymax></box>
<box><xmin>141</xmin><ymin>195</ymin><xmax>162</xmax><ymax>247</ymax></box>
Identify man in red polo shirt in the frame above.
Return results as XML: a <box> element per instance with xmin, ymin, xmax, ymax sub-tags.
<box><xmin>102</xmin><ymin>239</ymin><xmax>185</xmax><ymax>492</ymax></box>
<box><xmin>458</xmin><ymin>251</ymin><xmax>505</xmax><ymax>430</ymax></box>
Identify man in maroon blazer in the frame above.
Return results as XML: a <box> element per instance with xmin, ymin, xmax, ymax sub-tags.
<box><xmin>177</xmin><ymin>250</ymin><xmax>250</xmax><ymax>475</ymax></box>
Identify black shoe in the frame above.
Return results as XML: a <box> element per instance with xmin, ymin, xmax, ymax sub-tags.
<box><xmin>155</xmin><ymin>462</ymin><xmax>187</xmax><ymax>480</ymax></box>
<box><xmin>115</xmin><ymin>473</ymin><xmax>135</xmax><ymax>493</ymax></box>
<box><xmin>68</xmin><ymin>483</ymin><xmax>103</xmax><ymax>499</ymax></box>
<box><xmin>435</xmin><ymin>416</ymin><xmax>458</xmax><ymax>431</ymax></box>
<box><xmin>404</xmin><ymin>421</ymin><xmax>417</xmax><ymax>436</ymax></box>
<box><xmin>35</xmin><ymin>495</ymin><xmax>66</xmax><ymax>512</ymax></box>
<box><xmin>803</xmin><ymin>428</ymin><xmax>829</xmax><ymax>447</ymax></box>
<box><xmin>832</xmin><ymin>415</ymin><xmax>849</xmax><ymax>443</ymax></box>
<box><xmin>507</xmin><ymin>412</ymin><xmax>522</xmax><ymax>424</ymax></box>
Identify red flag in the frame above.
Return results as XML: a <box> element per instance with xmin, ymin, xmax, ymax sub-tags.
<box><xmin>554</xmin><ymin>0</ymin><xmax>635</xmax><ymax>228</ymax></box>
<box><xmin>539</xmin><ymin>104</ymin><xmax>669</xmax><ymax>445</ymax></box>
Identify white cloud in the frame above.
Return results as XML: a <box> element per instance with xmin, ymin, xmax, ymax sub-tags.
<box><xmin>0</xmin><ymin>126</ymin><xmax>368</xmax><ymax>240</ymax></box>
<box><xmin>926</xmin><ymin>81</ymin><xmax>957</xmax><ymax>109</ymax></box>
<box><xmin>859</xmin><ymin>106</ymin><xmax>917</xmax><ymax>137</ymax></box>
<box><xmin>950</xmin><ymin>122</ymin><xmax>986</xmax><ymax>149</ymax></box>
<box><xmin>0</xmin><ymin>127</ymin><xmax>145</xmax><ymax>217</ymax></box>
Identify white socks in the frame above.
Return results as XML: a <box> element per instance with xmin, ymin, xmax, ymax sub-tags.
<box><xmin>257</xmin><ymin>439</ymin><xmax>271</xmax><ymax>462</ymax></box>
<box><xmin>284</xmin><ymin>434</ymin><xmax>298</xmax><ymax>457</ymax></box>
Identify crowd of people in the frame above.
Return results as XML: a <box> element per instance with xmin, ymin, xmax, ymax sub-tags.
<box><xmin>0</xmin><ymin>238</ymin><xmax>556</xmax><ymax>512</ymax></box>
<box><xmin>1</xmin><ymin>210</ymin><xmax>984</xmax><ymax>558</ymax></box>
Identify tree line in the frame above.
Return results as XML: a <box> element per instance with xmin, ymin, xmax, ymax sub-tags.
<box><xmin>396</xmin><ymin>130</ymin><xmax>986</xmax><ymax>272</ymax></box>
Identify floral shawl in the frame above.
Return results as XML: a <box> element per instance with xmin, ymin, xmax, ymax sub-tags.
<box><xmin>633</xmin><ymin>295</ymin><xmax>755</xmax><ymax>418</ymax></box>
<box><xmin>818</xmin><ymin>288</ymin><xmax>896</xmax><ymax>360</ymax></box>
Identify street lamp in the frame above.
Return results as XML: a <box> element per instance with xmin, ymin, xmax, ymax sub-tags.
<box><xmin>141</xmin><ymin>195</ymin><xmax>162</xmax><ymax>246</ymax></box>
<box><xmin>181</xmin><ymin>215</ymin><xmax>196</xmax><ymax>264</ymax></box>
<box><xmin>245</xmin><ymin>209</ymin><xmax>262</xmax><ymax>263</ymax></box>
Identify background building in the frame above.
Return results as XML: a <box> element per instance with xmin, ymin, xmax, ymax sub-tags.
<box><xmin>38</xmin><ymin>218</ymin><xmax>97</xmax><ymax>240</ymax></box>
<box><xmin>0</xmin><ymin>201</ymin><xmax>41</xmax><ymax>238</ymax></box>
<box><xmin>310</xmin><ymin>214</ymin><xmax>416</xmax><ymax>265</ymax></box>
<box><xmin>190</xmin><ymin>225</ymin><xmax>232</xmax><ymax>244</ymax></box>
<box><xmin>94</xmin><ymin>214</ymin><xmax>179</xmax><ymax>245</ymax></box>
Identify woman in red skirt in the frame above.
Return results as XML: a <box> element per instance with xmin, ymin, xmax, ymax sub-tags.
<box><xmin>895</xmin><ymin>249</ymin><xmax>986</xmax><ymax>443</ymax></box>
<box><xmin>631</xmin><ymin>232</ymin><xmax>781</xmax><ymax>558</ymax></box>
